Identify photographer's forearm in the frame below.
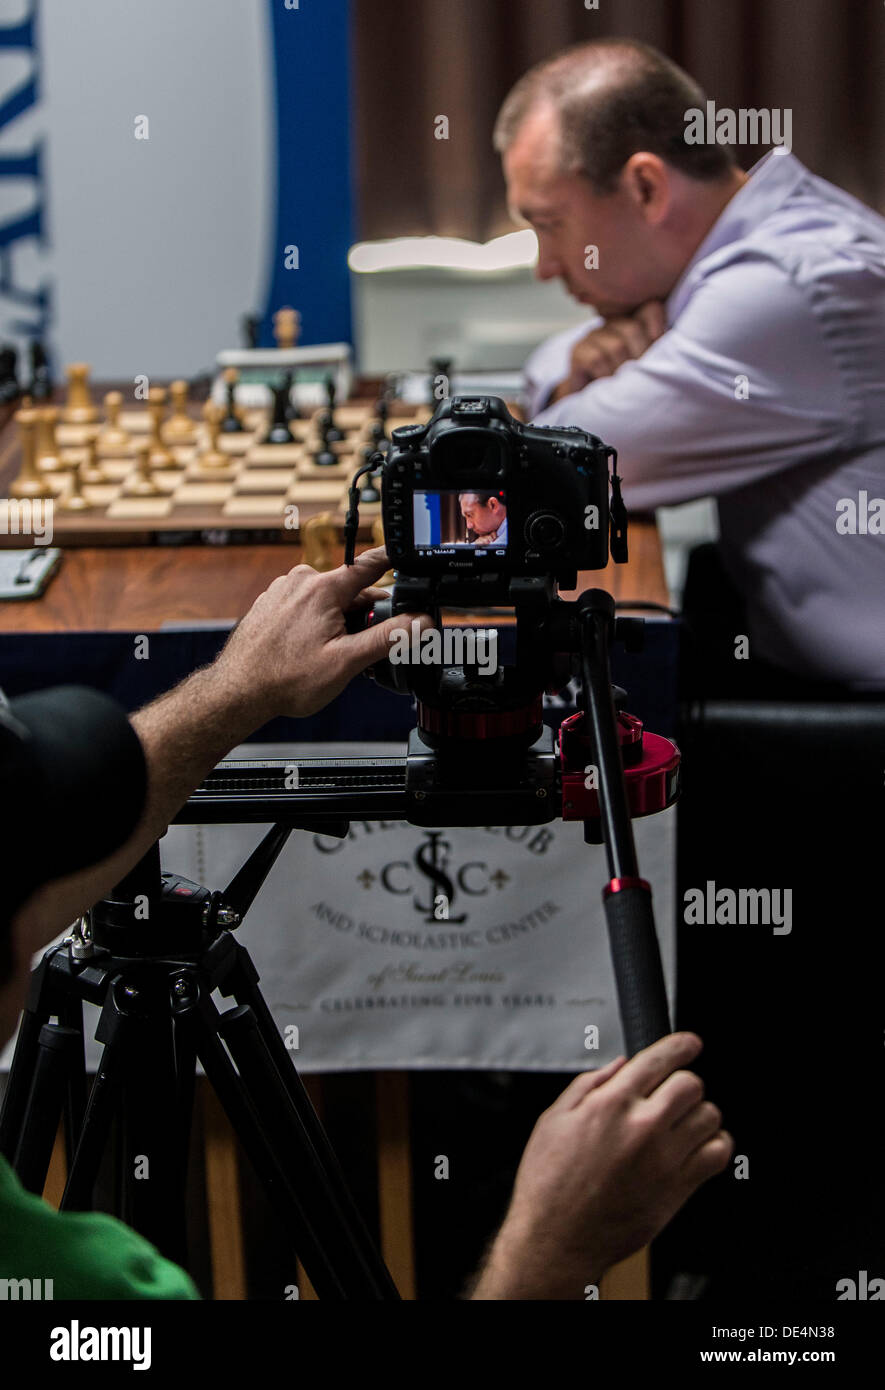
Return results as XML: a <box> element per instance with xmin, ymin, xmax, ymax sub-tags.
<box><xmin>467</xmin><ymin>1216</ymin><xmax>605</xmax><ymax>1300</ymax></box>
<box><xmin>16</xmin><ymin>662</ymin><xmax>263</xmax><ymax>942</ymax></box>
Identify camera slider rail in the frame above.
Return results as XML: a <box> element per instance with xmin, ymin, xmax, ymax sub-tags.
<box><xmin>176</xmin><ymin>715</ymin><xmax>679</xmax><ymax>834</ymax></box>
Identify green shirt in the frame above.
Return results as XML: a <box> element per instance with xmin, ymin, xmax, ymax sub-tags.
<box><xmin>0</xmin><ymin>1155</ymin><xmax>200</xmax><ymax>1300</ymax></box>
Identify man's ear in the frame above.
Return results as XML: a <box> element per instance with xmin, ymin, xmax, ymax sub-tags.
<box><xmin>621</xmin><ymin>152</ymin><xmax>671</xmax><ymax>224</ymax></box>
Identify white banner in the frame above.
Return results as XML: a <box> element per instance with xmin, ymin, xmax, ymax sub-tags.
<box><xmin>158</xmin><ymin>742</ymin><xmax>677</xmax><ymax>1072</ymax></box>
<box><xmin>0</xmin><ymin>742</ymin><xmax>676</xmax><ymax>1075</ymax></box>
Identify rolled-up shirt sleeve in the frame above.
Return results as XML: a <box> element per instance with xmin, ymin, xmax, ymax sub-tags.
<box><xmin>531</xmin><ymin>253</ymin><xmax>856</xmax><ymax>512</ymax></box>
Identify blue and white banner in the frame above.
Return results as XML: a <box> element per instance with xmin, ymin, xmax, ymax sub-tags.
<box><xmin>0</xmin><ymin>0</ymin><xmax>351</xmax><ymax>377</ymax></box>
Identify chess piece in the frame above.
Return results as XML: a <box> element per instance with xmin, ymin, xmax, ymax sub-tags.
<box><xmin>163</xmin><ymin>380</ymin><xmax>197</xmax><ymax>443</ymax></box>
<box><xmin>302</xmin><ymin>513</ymin><xmax>337</xmax><ymax>572</ymax></box>
<box><xmin>27</xmin><ymin>341</ymin><xmax>52</xmax><ymax>400</ymax></box>
<box><xmin>147</xmin><ymin>387</ymin><xmax>175</xmax><ymax>469</ymax></box>
<box><xmin>323</xmin><ymin>374</ymin><xmax>344</xmax><ymax>441</ymax></box>
<box><xmin>310</xmin><ymin>419</ymin><xmax>337</xmax><ymax>468</ymax></box>
<box><xmin>98</xmin><ymin>391</ymin><xmax>131</xmax><ymax>453</ymax></box>
<box><xmin>61</xmin><ymin>363</ymin><xmax>99</xmax><ymax>423</ymax></box>
<box><xmin>80</xmin><ymin>432</ymin><xmax>107</xmax><ymax>484</ymax></box>
<box><xmin>34</xmin><ymin>406</ymin><xmax>63</xmax><ymax>473</ymax></box>
<box><xmin>220</xmin><ymin>367</ymin><xmax>245</xmax><ymax>433</ymax></box>
<box><xmin>59</xmin><ymin>456</ymin><xmax>92</xmax><ymax>511</ymax></box>
<box><xmin>198</xmin><ymin>401</ymin><xmax>230</xmax><ymax>471</ymax></box>
<box><xmin>262</xmin><ymin>381</ymin><xmax>296</xmax><ymax>445</ymax></box>
<box><xmin>126</xmin><ymin>439</ymin><xmax>161</xmax><ymax>496</ymax></box>
<box><xmin>361</xmin><ymin>403</ymin><xmax>389</xmax><ymax>455</ymax></box>
<box><xmin>9</xmin><ymin>408</ymin><xmax>52</xmax><ymax>498</ymax></box>
<box><xmin>0</xmin><ymin>344</ymin><xmax>20</xmax><ymax>403</ymax></box>
<box><xmin>358</xmin><ymin>447</ymin><xmax>382</xmax><ymax>503</ymax></box>
<box><xmin>272</xmin><ymin>306</ymin><xmax>300</xmax><ymax>349</ymax></box>
<box><xmin>282</xmin><ymin>369</ymin><xmax>300</xmax><ymax>421</ymax></box>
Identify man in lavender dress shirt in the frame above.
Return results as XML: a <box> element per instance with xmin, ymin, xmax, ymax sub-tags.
<box><xmin>494</xmin><ymin>39</ymin><xmax>885</xmax><ymax>690</ymax></box>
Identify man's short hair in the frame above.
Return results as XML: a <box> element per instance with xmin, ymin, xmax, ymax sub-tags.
<box><xmin>493</xmin><ymin>38</ymin><xmax>736</xmax><ymax>194</ymax></box>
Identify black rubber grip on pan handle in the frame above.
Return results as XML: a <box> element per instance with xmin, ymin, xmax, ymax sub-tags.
<box><xmin>603</xmin><ymin>878</ymin><xmax>671</xmax><ymax>1056</ymax></box>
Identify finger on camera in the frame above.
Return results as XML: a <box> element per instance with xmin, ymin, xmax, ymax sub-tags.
<box><xmin>343</xmin><ymin>611</ymin><xmax>429</xmax><ymax>672</ymax></box>
<box><xmin>330</xmin><ymin>546</ymin><xmax>391</xmax><ymax>602</ymax></box>
<box><xmin>346</xmin><ymin>585</ymin><xmax>393</xmax><ymax>611</ymax></box>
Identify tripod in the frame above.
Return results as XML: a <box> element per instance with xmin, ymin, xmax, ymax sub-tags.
<box><xmin>0</xmin><ymin>588</ymin><xmax>675</xmax><ymax>1299</ymax></box>
<box><xmin>0</xmin><ymin>829</ymin><xmax>399</xmax><ymax>1298</ymax></box>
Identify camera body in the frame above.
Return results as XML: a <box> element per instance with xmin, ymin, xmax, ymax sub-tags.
<box><xmin>380</xmin><ymin>395</ymin><xmax>615</xmax><ymax>599</ymax></box>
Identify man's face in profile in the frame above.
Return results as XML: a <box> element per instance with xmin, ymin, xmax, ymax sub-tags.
<box><xmin>460</xmin><ymin>493</ymin><xmax>506</xmax><ymax>539</ymax></box>
<box><xmin>502</xmin><ymin>101</ymin><xmax>660</xmax><ymax>318</ymax></box>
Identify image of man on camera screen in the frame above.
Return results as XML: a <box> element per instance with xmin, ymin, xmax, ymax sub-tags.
<box><xmin>459</xmin><ymin>491</ymin><xmax>509</xmax><ymax>547</ymax></box>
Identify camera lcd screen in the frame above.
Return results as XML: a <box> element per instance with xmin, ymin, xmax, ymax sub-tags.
<box><xmin>412</xmin><ymin>490</ymin><xmax>509</xmax><ymax>552</ymax></box>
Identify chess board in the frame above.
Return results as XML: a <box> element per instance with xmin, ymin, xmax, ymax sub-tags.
<box><xmin>0</xmin><ymin>399</ymin><xmax>431</xmax><ymax>547</ymax></box>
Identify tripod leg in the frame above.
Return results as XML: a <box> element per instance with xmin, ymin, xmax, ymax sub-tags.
<box><xmin>118</xmin><ymin>974</ymin><xmax>189</xmax><ymax>1266</ymax></box>
<box><xmin>0</xmin><ymin>948</ymin><xmax>65</xmax><ymax>1159</ymax></box>
<box><xmin>579</xmin><ymin>593</ymin><xmax>672</xmax><ymax>1054</ymax></box>
<box><xmin>58</xmin><ymin>993</ymin><xmax>87</xmax><ymax>1167</ymax></box>
<box><xmin>11</xmin><ymin>1025</ymin><xmax>79</xmax><ymax>1194</ymax></box>
<box><xmin>62</xmin><ymin>982</ymin><xmax>131</xmax><ymax>1212</ymax></box>
<box><xmin>174</xmin><ymin>984</ymin><xmax>398</xmax><ymax>1299</ymax></box>
<box><xmin>221</xmin><ymin>939</ymin><xmax>399</xmax><ymax>1277</ymax></box>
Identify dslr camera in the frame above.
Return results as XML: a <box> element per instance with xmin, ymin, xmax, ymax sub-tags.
<box><xmin>376</xmin><ymin>395</ymin><xmax>623</xmax><ymax>608</ymax></box>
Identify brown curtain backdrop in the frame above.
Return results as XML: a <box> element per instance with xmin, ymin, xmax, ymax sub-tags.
<box><xmin>352</xmin><ymin>0</ymin><xmax>885</xmax><ymax>242</ymax></box>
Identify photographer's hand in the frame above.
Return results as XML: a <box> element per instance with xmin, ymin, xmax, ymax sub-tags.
<box><xmin>467</xmin><ymin>1032</ymin><xmax>732</xmax><ymax>1299</ymax></box>
<box><xmin>212</xmin><ymin>545</ymin><xmax>420</xmax><ymax>722</ymax></box>
<box><xmin>12</xmin><ymin>549</ymin><xmax>427</xmax><ymax>954</ymax></box>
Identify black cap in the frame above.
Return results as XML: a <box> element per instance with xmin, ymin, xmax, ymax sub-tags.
<box><xmin>0</xmin><ymin>686</ymin><xmax>147</xmax><ymax>929</ymax></box>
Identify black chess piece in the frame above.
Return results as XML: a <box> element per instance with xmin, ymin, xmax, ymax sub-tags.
<box><xmin>0</xmin><ymin>344</ymin><xmax>21</xmax><ymax>403</ymax></box>
<box><xmin>358</xmin><ymin>446</ymin><xmax>382</xmax><ymax>503</ymax></box>
<box><xmin>241</xmin><ymin>312</ymin><xmax>260</xmax><ymax>349</ymax></box>
<box><xmin>262</xmin><ymin>380</ymin><xmax>296</xmax><ymax>445</ymax></box>
<box><xmin>311</xmin><ymin>418</ymin><xmax>338</xmax><ymax>468</ymax></box>
<box><xmin>282</xmin><ymin>370</ymin><xmax>300</xmax><ymax>422</ymax></box>
<box><xmin>366</xmin><ymin>419</ymin><xmax>389</xmax><ymax>456</ymax></box>
<box><xmin>320</xmin><ymin>375</ymin><xmax>341</xmax><ymax>439</ymax></box>
<box><xmin>368</xmin><ymin>398</ymin><xmax>390</xmax><ymax>454</ymax></box>
<box><xmin>316</xmin><ymin>407</ymin><xmax>343</xmax><ymax>445</ymax></box>
<box><xmin>26</xmin><ymin>341</ymin><xmax>52</xmax><ymax>400</ymax></box>
<box><xmin>220</xmin><ymin>374</ymin><xmax>245</xmax><ymax>433</ymax></box>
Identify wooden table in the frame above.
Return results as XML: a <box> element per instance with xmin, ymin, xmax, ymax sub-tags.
<box><xmin>0</xmin><ymin>523</ymin><xmax>668</xmax><ymax>632</ymax></box>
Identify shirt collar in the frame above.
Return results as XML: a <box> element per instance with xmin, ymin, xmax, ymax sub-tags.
<box><xmin>666</xmin><ymin>151</ymin><xmax>809</xmax><ymax>317</ymax></box>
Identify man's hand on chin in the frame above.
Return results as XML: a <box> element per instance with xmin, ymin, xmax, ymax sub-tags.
<box><xmin>549</xmin><ymin>299</ymin><xmax>667</xmax><ymax>402</ymax></box>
